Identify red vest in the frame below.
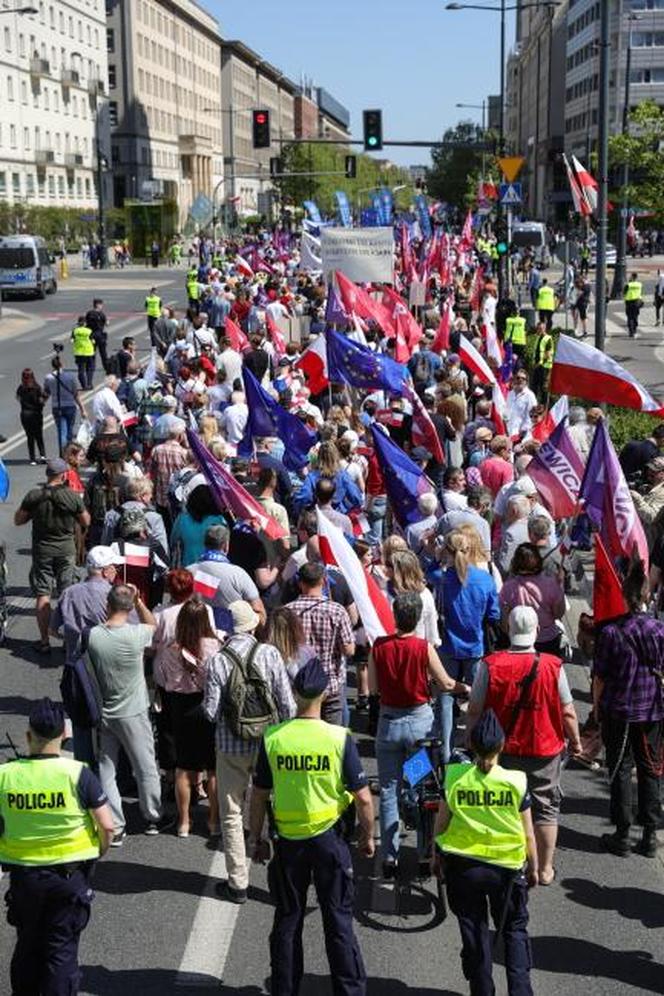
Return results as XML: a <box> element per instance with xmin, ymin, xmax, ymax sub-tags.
<box><xmin>484</xmin><ymin>651</ymin><xmax>565</xmax><ymax>757</ymax></box>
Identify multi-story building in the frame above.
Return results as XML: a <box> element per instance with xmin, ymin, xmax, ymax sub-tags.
<box><xmin>220</xmin><ymin>40</ymin><xmax>296</xmax><ymax>219</ymax></box>
<box><xmin>0</xmin><ymin>0</ymin><xmax>109</xmax><ymax>211</ymax></box>
<box><xmin>106</xmin><ymin>0</ymin><xmax>223</xmax><ymax>225</ymax></box>
<box><xmin>294</xmin><ymin>80</ymin><xmax>351</xmax><ymax>142</ymax></box>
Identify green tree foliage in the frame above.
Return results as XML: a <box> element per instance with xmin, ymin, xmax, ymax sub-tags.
<box><xmin>273</xmin><ymin>142</ymin><xmax>412</xmax><ymax>216</ymax></box>
<box><xmin>426</xmin><ymin>120</ymin><xmax>487</xmax><ymax>209</ymax></box>
<box><xmin>608</xmin><ymin>99</ymin><xmax>664</xmax><ymax>224</ymax></box>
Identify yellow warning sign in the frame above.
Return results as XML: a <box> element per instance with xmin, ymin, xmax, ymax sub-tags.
<box><xmin>497</xmin><ymin>156</ymin><xmax>525</xmax><ymax>183</ymax></box>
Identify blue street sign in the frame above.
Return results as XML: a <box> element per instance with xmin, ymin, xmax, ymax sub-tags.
<box><xmin>499</xmin><ymin>182</ymin><xmax>522</xmax><ymax>206</ymax></box>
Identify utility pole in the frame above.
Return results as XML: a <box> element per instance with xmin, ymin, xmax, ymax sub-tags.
<box><xmin>96</xmin><ymin>138</ymin><xmax>106</xmax><ymax>269</ymax></box>
<box><xmin>594</xmin><ymin>0</ymin><xmax>610</xmax><ymax>351</ymax></box>
<box><xmin>611</xmin><ymin>13</ymin><xmax>640</xmax><ymax>299</ymax></box>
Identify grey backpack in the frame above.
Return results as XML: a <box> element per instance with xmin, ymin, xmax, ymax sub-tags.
<box><xmin>222</xmin><ymin>639</ymin><xmax>279</xmax><ymax>741</ymax></box>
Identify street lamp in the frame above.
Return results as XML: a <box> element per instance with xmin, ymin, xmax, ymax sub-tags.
<box><xmin>611</xmin><ymin>12</ymin><xmax>642</xmax><ymax>300</ymax></box>
<box><xmin>457</xmin><ymin>101</ymin><xmax>487</xmax><ymax>179</ymax></box>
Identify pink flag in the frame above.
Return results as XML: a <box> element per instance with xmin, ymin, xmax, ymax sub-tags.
<box><xmin>527</xmin><ymin>418</ymin><xmax>585</xmax><ymax>519</ymax></box>
<box><xmin>266</xmin><ymin>312</ymin><xmax>287</xmax><ymax>358</ymax></box>
<box><xmin>225</xmin><ymin>316</ymin><xmax>249</xmax><ymax>353</ymax></box>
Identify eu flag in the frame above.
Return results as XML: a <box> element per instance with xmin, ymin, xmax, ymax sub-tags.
<box><xmin>371</xmin><ymin>425</ymin><xmax>434</xmax><ymax>527</ymax></box>
<box><xmin>239</xmin><ymin>368</ymin><xmax>316</xmax><ymax>472</ymax></box>
<box><xmin>327</xmin><ymin>328</ymin><xmax>408</xmax><ymax>394</ymax></box>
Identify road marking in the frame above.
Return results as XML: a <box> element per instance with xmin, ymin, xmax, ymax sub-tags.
<box><xmin>175</xmin><ymin>850</ymin><xmax>240</xmax><ymax>988</ymax></box>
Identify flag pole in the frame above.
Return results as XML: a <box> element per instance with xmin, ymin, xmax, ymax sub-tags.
<box><xmin>594</xmin><ymin>0</ymin><xmax>610</xmax><ymax>353</ymax></box>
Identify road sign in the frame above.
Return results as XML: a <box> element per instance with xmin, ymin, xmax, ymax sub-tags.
<box><xmin>497</xmin><ymin>156</ymin><xmax>525</xmax><ymax>183</ymax></box>
<box><xmin>499</xmin><ymin>182</ymin><xmax>522</xmax><ymax>206</ymax></box>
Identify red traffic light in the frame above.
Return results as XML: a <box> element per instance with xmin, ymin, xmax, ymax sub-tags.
<box><xmin>255</xmin><ymin>113</ymin><xmax>267</xmax><ymax>125</ymax></box>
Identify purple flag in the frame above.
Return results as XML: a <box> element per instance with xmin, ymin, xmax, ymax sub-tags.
<box><xmin>527</xmin><ymin>419</ymin><xmax>584</xmax><ymax>519</ymax></box>
<box><xmin>325</xmin><ymin>285</ymin><xmax>348</xmax><ymax>325</ymax></box>
<box><xmin>579</xmin><ymin>419</ymin><xmax>648</xmax><ymax>568</ymax></box>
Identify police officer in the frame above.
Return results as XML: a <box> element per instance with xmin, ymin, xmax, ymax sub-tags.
<box><xmin>186</xmin><ymin>266</ymin><xmax>201</xmax><ymax>314</ymax></box>
<box><xmin>536</xmin><ymin>278</ymin><xmax>556</xmax><ymax>332</ymax></box>
<box><xmin>624</xmin><ymin>271</ymin><xmax>643</xmax><ymax>339</ymax></box>
<box><xmin>248</xmin><ymin>658</ymin><xmax>375</xmax><ymax>996</ymax></box>
<box><xmin>503</xmin><ymin>308</ymin><xmax>527</xmax><ymax>362</ymax></box>
<box><xmin>433</xmin><ymin>709</ymin><xmax>538</xmax><ymax>996</ymax></box>
<box><xmin>70</xmin><ymin>315</ymin><xmax>96</xmax><ymax>390</ymax></box>
<box><xmin>0</xmin><ymin>698</ymin><xmax>114</xmax><ymax>995</ymax></box>
<box><xmin>144</xmin><ymin>286</ymin><xmax>162</xmax><ymax>343</ymax></box>
<box><xmin>531</xmin><ymin>321</ymin><xmax>554</xmax><ymax>402</ymax></box>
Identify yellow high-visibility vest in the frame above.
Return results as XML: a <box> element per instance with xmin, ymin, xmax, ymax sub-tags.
<box><xmin>536</xmin><ymin>285</ymin><xmax>555</xmax><ymax>312</ymax></box>
<box><xmin>624</xmin><ymin>281</ymin><xmax>642</xmax><ymax>302</ymax></box>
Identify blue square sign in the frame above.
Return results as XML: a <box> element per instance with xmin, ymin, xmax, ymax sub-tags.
<box><xmin>499</xmin><ymin>182</ymin><xmax>522</xmax><ymax>205</ymax></box>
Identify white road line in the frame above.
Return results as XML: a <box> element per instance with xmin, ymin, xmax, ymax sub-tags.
<box><xmin>175</xmin><ymin>850</ymin><xmax>240</xmax><ymax>988</ymax></box>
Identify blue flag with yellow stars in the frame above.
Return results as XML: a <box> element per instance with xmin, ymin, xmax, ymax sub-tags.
<box><xmin>238</xmin><ymin>368</ymin><xmax>317</xmax><ymax>472</ymax></box>
<box><xmin>326</xmin><ymin>328</ymin><xmax>408</xmax><ymax>394</ymax></box>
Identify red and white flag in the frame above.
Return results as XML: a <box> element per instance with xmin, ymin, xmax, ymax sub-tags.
<box><xmin>404</xmin><ymin>381</ymin><xmax>445</xmax><ymax>464</ymax></box>
<box><xmin>562</xmin><ymin>154</ymin><xmax>592</xmax><ymax>217</ymax></box>
<box><xmin>293</xmin><ymin>333</ymin><xmax>329</xmax><ymax>395</ymax></box>
<box><xmin>531</xmin><ymin>394</ymin><xmax>569</xmax><ymax>443</ymax></box>
<box><xmin>550</xmin><ymin>335</ymin><xmax>664</xmax><ymax>416</ymax></box>
<box><xmin>571</xmin><ymin>156</ymin><xmax>598</xmax><ymax>215</ymax></box>
<box><xmin>316</xmin><ymin>509</ymin><xmax>394</xmax><ymax>643</ymax></box>
<box><xmin>123</xmin><ymin>542</ymin><xmax>150</xmax><ymax>568</ymax></box>
<box><xmin>122</xmin><ymin>411</ymin><xmax>139</xmax><ymax>429</ymax></box>
<box><xmin>336</xmin><ymin>270</ymin><xmax>395</xmax><ymax>334</ymax></box>
<box><xmin>527</xmin><ymin>418</ymin><xmax>585</xmax><ymax>519</ymax></box>
<box><xmin>382</xmin><ymin>286</ymin><xmax>423</xmax><ymax>350</ymax></box>
<box><xmin>192</xmin><ymin>570</ymin><xmax>221</xmax><ymax>600</ymax></box>
<box><xmin>484</xmin><ymin>321</ymin><xmax>504</xmax><ymax>368</ymax></box>
<box><xmin>266</xmin><ymin>312</ymin><xmax>287</xmax><ymax>358</ymax></box>
<box><xmin>491</xmin><ymin>382</ymin><xmax>507</xmax><ymax>436</ymax></box>
<box><xmin>234</xmin><ymin>255</ymin><xmax>254</xmax><ymax>279</ymax></box>
<box><xmin>225</xmin><ymin>316</ymin><xmax>250</xmax><ymax>353</ymax></box>
<box><xmin>459</xmin><ymin>210</ymin><xmax>474</xmax><ymax>250</ymax></box>
<box><xmin>459</xmin><ymin>336</ymin><xmax>496</xmax><ymax>386</ymax></box>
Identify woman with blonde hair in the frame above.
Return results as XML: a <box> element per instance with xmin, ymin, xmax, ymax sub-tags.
<box><xmin>385</xmin><ymin>550</ymin><xmax>440</xmax><ymax>646</ymax></box>
<box><xmin>198</xmin><ymin>413</ymin><xmax>222</xmax><ymax>448</ymax></box>
<box><xmin>457</xmin><ymin>523</ymin><xmax>503</xmax><ymax>592</ymax></box>
<box><xmin>434</xmin><ymin>529</ymin><xmax>500</xmax><ymax>760</ymax></box>
<box><xmin>261</xmin><ymin>606</ymin><xmax>315</xmax><ymax>682</ymax></box>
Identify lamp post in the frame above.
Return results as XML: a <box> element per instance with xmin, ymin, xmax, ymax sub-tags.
<box><xmin>594</xmin><ymin>0</ymin><xmax>610</xmax><ymax>351</ymax></box>
<box><xmin>456</xmin><ymin>100</ymin><xmax>487</xmax><ymax>180</ymax></box>
<box><xmin>611</xmin><ymin>12</ymin><xmax>642</xmax><ymax>300</ymax></box>
<box><xmin>446</xmin><ymin>2</ymin><xmax>558</xmax><ymax>299</ymax></box>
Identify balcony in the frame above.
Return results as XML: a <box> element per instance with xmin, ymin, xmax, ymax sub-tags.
<box><xmin>30</xmin><ymin>57</ymin><xmax>50</xmax><ymax>78</ymax></box>
<box><xmin>64</xmin><ymin>152</ymin><xmax>84</xmax><ymax>169</ymax></box>
<box><xmin>35</xmin><ymin>149</ymin><xmax>55</xmax><ymax>166</ymax></box>
<box><xmin>178</xmin><ymin>133</ymin><xmax>212</xmax><ymax>156</ymax></box>
<box><xmin>88</xmin><ymin>78</ymin><xmax>105</xmax><ymax>97</ymax></box>
<box><xmin>61</xmin><ymin>68</ymin><xmax>80</xmax><ymax>87</ymax></box>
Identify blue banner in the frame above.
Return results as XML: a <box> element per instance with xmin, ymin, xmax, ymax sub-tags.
<box><xmin>334</xmin><ymin>190</ymin><xmax>352</xmax><ymax>228</ymax></box>
<box><xmin>379</xmin><ymin>188</ymin><xmax>394</xmax><ymax>226</ymax></box>
<box><xmin>303</xmin><ymin>200</ymin><xmax>322</xmax><ymax>223</ymax></box>
<box><xmin>371</xmin><ymin>194</ymin><xmax>384</xmax><ymax>225</ymax></box>
<box><xmin>414</xmin><ymin>194</ymin><xmax>432</xmax><ymax>240</ymax></box>
<box><xmin>361</xmin><ymin>208</ymin><xmax>379</xmax><ymax>227</ymax></box>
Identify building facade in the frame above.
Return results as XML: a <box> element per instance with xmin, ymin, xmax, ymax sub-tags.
<box><xmin>106</xmin><ymin>0</ymin><xmax>223</xmax><ymax>225</ymax></box>
<box><xmin>0</xmin><ymin>0</ymin><xmax>109</xmax><ymax>211</ymax></box>
<box><xmin>220</xmin><ymin>40</ymin><xmax>296</xmax><ymax>219</ymax></box>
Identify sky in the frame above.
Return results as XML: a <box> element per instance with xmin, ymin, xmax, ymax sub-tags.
<box><xmin>208</xmin><ymin>0</ymin><xmax>516</xmax><ymax>168</ymax></box>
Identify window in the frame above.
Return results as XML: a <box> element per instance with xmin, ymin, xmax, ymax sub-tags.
<box><xmin>72</xmin><ymin>95</ymin><xmax>78</xmax><ymax>116</ymax></box>
<box><xmin>58</xmin><ymin>10</ymin><xmax>63</xmax><ymax>32</ymax></box>
<box><xmin>68</xmin><ymin>15</ymin><xmax>73</xmax><ymax>37</ymax></box>
<box><xmin>0</xmin><ymin>173</ymin><xmax>5</xmax><ymax>196</ymax></box>
<box><xmin>44</xmin><ymin>87</ymin><xmax>49</xmax><ymax>110</ymax></box>
<box><xmin>4</xmin><ymin>26</ymin><xmax>10</xmax><ymax>51</ymax></box>
<box><xmin>53</xmin><ymin>89</ymin><xmax>59</xmax><ymax>111</ymax></box>
<box><xmin>106</xmin><ymin>28</ymin><xmax>114</xmax><ymax>52</ymax></box>
<box><xmin>12</xmin><ymin>172</ymin><xmax>20</xmax><ymax>194</ymax></box>
<box><xmin>111</xmin><ymin>144</ymin><xmax>119</xmax><ymax>163</ymax></box>
<box><xmin>108</xmin><ymin>63</ymin><xmax>116</xmax><ymax>88</ymax></box>
<box><xmin>85</xmin><ymin>177</ymin><xmax>90</xmax><ymax>197</ymax></box>
<box><xmin>7</xmin><ymin>76</ymin><xmax>13</xmax><ymax>100</ymax></box>
<box><xmin>9</xmin><ymin>124</ymin><xmax>16</xmax><ymax>147</ymax></box>
<box><xmin>23</xmin><ymin>127</ymin><xmax>29</xmax><ymax>149</ymax></box>
<box><xmin>26</xmin><ymin>173</ymin><xmax>35</xmax><ymax>196</ymax></box>
<box><xmin>18</xmin><ymin>33</ymin><xmax>24</xmax><ymax>56</ymax></box>
<box><xmin>58</xmin><ymin>175</ymin><xmax>64</xmax><ymax>195</ymax></box>
<box><xmin>21</xmin><ymin>80</ymin><xmax>27</xmax><ymax>104</ymax></box>
<box><xmin>38</xmin><ymin>173</ymin><xmax>45</xmax><ymax>197</ymax></box>
<box><xmin>49</xmin><ymin>5</ymin><xmax>54</xmax><ymax>28</ymax></box>
<box><xmin>47</xmin><ymin>174</ymin><xmax>54</xmax><ymax>196</ymax></box>
<box><xmin>109</xmin><ymin>100</ymin><xmax>118</xmax><ymax>126</ymax></box>
<box><xmin>76</xmin><ymin>177</ymin><xmax>82</xmax><ymax>197</ymax></box>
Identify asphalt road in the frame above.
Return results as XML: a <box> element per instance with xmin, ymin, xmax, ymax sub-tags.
<box><xmin>0</xmin><ymin>266</ymin><xmax>663</xmax><ymax>994</ymax></box>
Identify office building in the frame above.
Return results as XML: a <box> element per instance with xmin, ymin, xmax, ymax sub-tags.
<box><xmin>294</xmin><ymin>79</ymin><xmax>351</xmax><ymax>142</ymax></box>
<box><xmin>0</xmin><ymin>0</ymin><xmax>109</xmax><ymax>210</ymax></box>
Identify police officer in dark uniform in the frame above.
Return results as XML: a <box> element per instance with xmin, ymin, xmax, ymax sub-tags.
<box><xmin>0</xmin><ymin>698</ymin><xmax>114</xmax><ymax>995</ymax></box>
<box><xmin>433</xmin><ymin>709</ymin><xmax>538</xmax><ymax>996</ymax></box>
<box><xmin>248</xmin><ymin>658</ymin><xmax>375</xmax><ymax>996</ymax></box>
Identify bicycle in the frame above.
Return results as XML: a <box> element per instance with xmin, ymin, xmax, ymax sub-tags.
<box><xmin>401</xmin><ymin>737</ymin><xmax>449</xmax><ymax>915</ymax></box>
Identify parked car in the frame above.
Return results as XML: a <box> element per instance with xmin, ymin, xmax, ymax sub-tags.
<box><xmin>0</xmin><ymin>235</ymin><xmax>58</xmax><ymax>299</ymax></box>
<box><xmin>588</xmin><ymin>239</ymin><xmax>617</xmax><ymax>268</ymax></box>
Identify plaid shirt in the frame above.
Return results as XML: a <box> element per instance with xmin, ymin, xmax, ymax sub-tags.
<box><xmin>202</xmin><ymin>634</ymin><xmax>295</xmax><ymax>755</ymax></box>
<box><xmin>136</xmin><ymin>395</ymin><xmax>173</xmax><ymax>447</ymax></box>
<box><xmin>148</xmin><ymin>439</ymin><xmax>189</xmax><ymax>506</ymax></box>
<box><xmin>594</xmin><ymin>613</ymin><xmax>664</xmax><ymax>723</ymax></box>
<box><xmin>284</xmin><ymin>596</ymin><xmax>354</xmax><ymax>696</ymax></box>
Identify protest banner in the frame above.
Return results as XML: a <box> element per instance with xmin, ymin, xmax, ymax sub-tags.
<box><xmin>320</xmin><ymin>227</ymin><xmax>394</xmax><ymax>284</ymax></box>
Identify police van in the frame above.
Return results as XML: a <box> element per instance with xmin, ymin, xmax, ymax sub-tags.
<box><xmin>0</xmin><ymin>235</ymin><xmax>58</xmax><ymax>300</ymax></box>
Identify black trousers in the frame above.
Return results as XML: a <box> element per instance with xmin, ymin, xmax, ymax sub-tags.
<box><xmin>75</xmin><ymin>356</ymin><xmax>95</xmax><ymax>390</ymax></box>
<box><xmin>538</xmin><ymin>309</ymin><xmax>553</xmax><ymax>332</ymax></box>
<box><xmin>20</xmin><ymin>411</ymin><xmax>45</xmax><ymax>461</ymax></box>
<box><xmin>445</xmin><ymin>856</ymin><xmax>533</xmax><ymax>996</ymax></box>
<box><xmin>625</xmin><ymin>301</ymin><xmax>640</xmax><ymax>336</ymax></box>
<box><xmin>602</xmin><ymin>715</ymin><xmax>663</xmax><ymax>832</ymax></box>
<box><xmin>268</xmin><ymin>829</ymin><xmax>366</xmax><ymax>996</ymax></box>
<box><xmin>5</xmin><ymin>864</ymin><xmax>94</xmax><ymax>996</ymax></box>
<box><xmin>530</xmin><ymin>366</ymin><xmax>550</xmax><ymax>403</ymax></box>
<box><xmin>95</xmin><ymin>339</ymin><xmax>110</xmax><ymax>375</ymax></box>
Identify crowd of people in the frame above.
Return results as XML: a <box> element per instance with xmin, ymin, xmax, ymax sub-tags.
<box><xmin>2</xmin><ymin>226</ymin><xmax>663</xmax><ymax>996</ymax></box>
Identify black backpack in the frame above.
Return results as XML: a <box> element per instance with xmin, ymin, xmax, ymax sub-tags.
<box><xmin>222</xmin><ymin>638</ymin><xmax>279</xmax><ymax>741</ymax></box>
<box><xmin>60</xmin><ymin>657</ymin><xmax>102</xmax><ymax>730</ymax></box>
<box><xmin>411</xmin><ymin>351</ymin><xmax>433</xmax><ymax>386</ymax></box>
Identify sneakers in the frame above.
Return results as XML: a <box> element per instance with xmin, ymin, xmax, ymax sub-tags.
<box><xmin>144</xmin><ymin>815</ymin><xmax>176</xmax><ymax>836</ymax></box>
<box><xmin>110</xmin><ymin>830</ymin><xmax>126</xmax><ymax>848</ymax></box>
<box><xmin>215</xmin><ymin>880</ymin><xmax>247</xmax><ymax>905</ymax></box>
<box><xmin>601</xmin><ymin>831</ymin><xmax>631</xmax><ymax>856</ymax></box>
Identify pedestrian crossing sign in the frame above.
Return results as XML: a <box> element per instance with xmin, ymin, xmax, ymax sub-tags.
<box><xmin>499</xmin><ymin>182</ymin><xmax>522</xmax><ymax>206</ymax></box>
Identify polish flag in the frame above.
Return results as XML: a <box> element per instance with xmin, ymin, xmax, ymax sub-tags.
<box><xmin>192</xmin><ymin>570</ymin><xmax>221</xmax><ymax>600</ymax></box>
<box><xmin>293</xmin><ymin>333</ymin><xmax>329</xmax><ymax>394</ymax></box>
<box><xmin>123</xmin><ymin>543</ymin><xmax>150</xmax><ymax>568</ymax></box>
<box><xmin>459</xmin><ymin>336</ymin><xmax>496</xmax><ymax>386</ymax></box>
<box><xmin>459</xmin><ymin>210</ymin><xmax>474</xmax><ymax>250</ymax></box>
<box><xmin>491</xmin><ymin>382</ymin><xmax>507</xmax><ymax>436</ymax></box>
<box><xmin>404</xmin><ymin>381</ymin><xmax>445</xmax><ymax>464</ymax></box>
<box><xmin>122</xmin><ymin>411</ymin><xmax>139</xmax><ymax>429</ymax></box>
<box><xmin>225</xmin><ymin>316</ymin><xmax>250</xmax><ymax>353</ymax></box>
<box><xmin>562</xmin><ymin>154</ymin><xmax>591</xmax><ymax>217</ymax></box>
<box><xmin>266</xmin><ymin>312</ymin><xmax>287</xmax><ymax>358</ymax></box>
<box><xmin>234</xmin><ymin>255</ymin><xmax>254</xmax><ymax>279</ymax></box>
<box><xmin>316</xmin><ymin>509</ymin><xmax>394</xmax><ymax>644</ymax></box>
<box><xmin>485</xmin><ymin>321</ymin><xmax>504</xmax><ymax>368</ymax></box>
<box><xmin>532</xmin><ymin>394</ymin><xmax>569</xmax><ymax>443</ymax></box>
<box><xmin>550</xmin><ymin>335</ymin><xmax>664</xmax><ymax>416</ymax></box>
<box><xmin>571</xmin><ymin>156</ymin><xmax>598</xmax><ymax>215</ymax></box>
<box><xmin>431</xmin><ymin>301</ymin><xmax>452</xmax><ymax>354</ymax></box>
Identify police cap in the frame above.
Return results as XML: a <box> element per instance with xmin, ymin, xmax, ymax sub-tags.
<box><xmin>293</xmin><ymin>657</ymin><xmax>328</xmax><ymax>700</ymax></box>
<box><xmin>29</xmin><ymin>697</ymin><xmax>66</xmax><ymax>740</ymax></box>
<box><xmin>470</xmin><ymin>708</ymin><xmax>505</xmax><ymax>754</ymax></box>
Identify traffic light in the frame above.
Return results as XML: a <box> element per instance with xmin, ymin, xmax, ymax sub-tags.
<box><xmin>252</xmin><ymin>109</ymin><xmax>271</xmax><ymax>149</ymax></box>
<box><xmin>495</xmin><ymin>217</ymin><xmax>509</xmax><ymax>256</ymax></box>
<box><xmin>344</xmin><ymin>155</ymin><xmax>357</xmax><ymax>179</ymax></box>
<box><xmin>269</xmin><ymin>157</ymin><xmax>283</xmax><ymax>178</ymax></box>
<box><xmin>363</xmin><ymin>109</ymin><xmax>383</xmax><ymax>151</ymax></box>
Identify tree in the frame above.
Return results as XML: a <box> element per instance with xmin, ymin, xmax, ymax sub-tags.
<box><xmin>427</xmin><ymin>120</ymin><xmax>487</xmax><ymax>210</ymax></box>
<box><xmin>608</xmin><ymin>99</ymin><xmax>664</xmax><ymax>225</ymax></box>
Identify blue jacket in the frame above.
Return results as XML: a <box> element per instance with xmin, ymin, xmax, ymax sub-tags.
<box><xmin>294</xmin><ymin>469</ymin><xmax>363</xmax><ymax>516</ymax></box>
<box><xmin>436</xmin><ymin>565</ymin><xmax>500</xmax><ymax>659</ymax></box>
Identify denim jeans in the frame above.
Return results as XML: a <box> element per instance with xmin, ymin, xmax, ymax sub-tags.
<box><xmin>434</xmin><ymin>657</ymin><xmax>482</xmax><ymax>763</ymax></box>
<box><xmin>52</xmin><ymin>407</ymin><xmax>77</xmax><ymax>452</ymax></box>
<box><xmin>367</xmin><ymin>495</ymin><xmax>387</xmax><ymax>544</ymax></box>
<box><xmin>375</xmin><ymin>703</ymin><xmax>434</xmax><ymax>861</ymax></box>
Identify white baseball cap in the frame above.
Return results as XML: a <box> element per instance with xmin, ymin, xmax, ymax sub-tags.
<box><xmin>86</xmin><ymin>545</ymin><xmax>125</xmax><ymax>569</ymax></box>
<box><xmin>508</xmin><ymin>606</ymin><xmax>539</xmax><ymax>648</ymax></box>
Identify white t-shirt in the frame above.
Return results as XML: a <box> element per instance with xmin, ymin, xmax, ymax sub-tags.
<box><xmin>220</xmin><ymin>403</ymin><xmax>248</xmax><ymax>444</ymax></box>
<box><xmin>92</xmin><ymin>387</ymin><xmax>124</xmax><ymax>424</ymax></box>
